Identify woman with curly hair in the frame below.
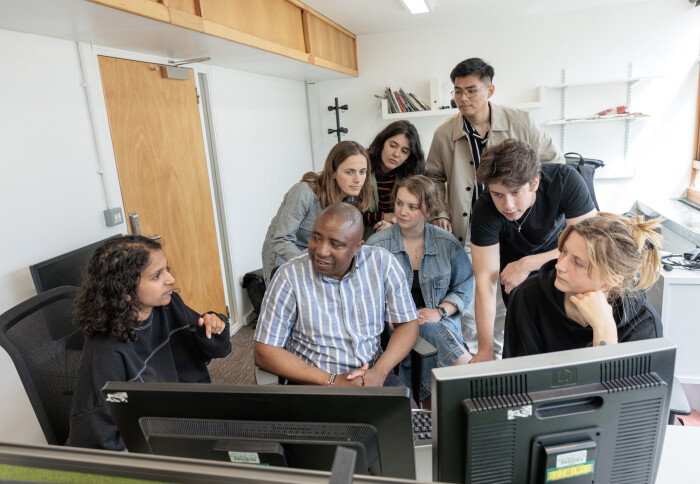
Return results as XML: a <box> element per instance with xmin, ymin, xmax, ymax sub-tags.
<box><xmin>503</xmin><ymin>212</ymin><xmax>663</xmax><ymax>358</ymax></box>
<box><xmin>66</xmin><ymin>235</ymin><xmax>231</xmax><ymax>450</ymax></box>
<box><xmin>363</xmin><ymin>120</ymin><xmax>426</xmax><ymax>239</ymax></box>
<box><xmin>261</xmin><ymin>140</ymin><xmax>372</xmax><ymax>284</ymax></box>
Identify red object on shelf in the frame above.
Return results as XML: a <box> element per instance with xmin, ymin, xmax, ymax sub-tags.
<box><xmin>596</xmin><ymin>106</ymin><xmax>627</xmax><ymax>116</ymax></box>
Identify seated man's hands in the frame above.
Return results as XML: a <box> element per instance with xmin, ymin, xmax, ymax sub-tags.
<box><xmin>335</xmin><ymin>366</ymin><xmax>366</xmax><ymax>387</ymax></box>
<box><xmin>344</xmin><ymin>363</ymin><xmax>388</xmax><ymax>387</ymax></box>
<box><xmin>198</xmin><ymin>313</ymin><xmax>226</xmax><ymax>339</ymax></box>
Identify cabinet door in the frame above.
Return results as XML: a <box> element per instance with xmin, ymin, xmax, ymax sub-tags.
<box><xmin>199</xmin><ymin>0</ymin><xmax>306</xmax><ymax>52</ymax></box>
<box><xmin>302</xmin><ymin>11</ymin><xmax>357</xmax><ymax>71</ymax></box>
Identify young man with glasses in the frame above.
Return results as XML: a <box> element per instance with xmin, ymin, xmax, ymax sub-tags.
<box><xmin>427</xmin><ymin>57</ymin><xmax>564</xmax><ymax>363</ymax></box>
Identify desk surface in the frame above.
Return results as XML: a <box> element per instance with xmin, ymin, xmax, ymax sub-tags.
<box><xmin>415</xmin><ymin>425</ymin><xmax>700</xmax><ymax>483</ymax></box>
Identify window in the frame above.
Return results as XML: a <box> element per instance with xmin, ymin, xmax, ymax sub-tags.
<box><xmin>689</xmin><ymin>59</ymin><xmax>700</xmax><ymax>203</ymax></box>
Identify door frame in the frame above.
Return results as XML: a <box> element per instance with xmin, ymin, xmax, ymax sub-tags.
<box><xmin>77</xmin><ymin>42</ymin><xmax>240</xmax><ymax>331</ymax></box>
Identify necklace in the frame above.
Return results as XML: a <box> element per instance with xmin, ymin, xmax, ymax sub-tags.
<box><xmin>513</xmin><ymin>205</ymin><xmax>534</xmax><ymax>233</ymax></box>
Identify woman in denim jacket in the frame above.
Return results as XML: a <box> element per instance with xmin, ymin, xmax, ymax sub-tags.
<box><xmin>261</xmin><ymin>141</ymin><xmax>373</xmax><ymax>284</ymax></box>
<box><xmin>367</xmin><ymin>175</ymin><xmax>474</xmax><ymax>406</ymax></box>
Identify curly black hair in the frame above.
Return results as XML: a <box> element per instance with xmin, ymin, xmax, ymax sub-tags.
<box><xmin>74</xmin><ymin>235</ymin><xmax>162</xmax><ymax>342</ymax></box>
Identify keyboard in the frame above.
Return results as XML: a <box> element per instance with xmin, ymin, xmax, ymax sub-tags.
<box><xmin>412</xmin><ymin>409</ymin><xmax>432</xmax><ymax>446</ymax></box>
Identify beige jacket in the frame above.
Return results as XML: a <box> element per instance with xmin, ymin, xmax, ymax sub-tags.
<box><xmin>426</xmin><ymin>102</ymin><xmax>564</xmax><ymax>245</ymax></box>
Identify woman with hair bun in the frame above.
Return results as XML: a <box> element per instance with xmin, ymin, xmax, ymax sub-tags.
<box><xmin>504</xmin><ymin>212</ymin><xmax>663</xmax><ymax>357</ymax></box>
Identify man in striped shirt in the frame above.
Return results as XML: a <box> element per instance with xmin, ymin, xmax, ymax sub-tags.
<box><xmin>254</xmin><ymin>203</ymin><xmax>419</xmax><ymax>387</ymax></box>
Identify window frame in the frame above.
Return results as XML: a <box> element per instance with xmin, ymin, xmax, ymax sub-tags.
<box><xmin>689</xmin><ymin>58</ymin><xmax>700</xmax><ymax>203</ymax></box>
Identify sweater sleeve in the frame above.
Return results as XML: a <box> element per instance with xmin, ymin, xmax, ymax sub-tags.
<box><xmin>174</xmin><ymin>294</ymin><xmax>232</xmax><ymax>360</ymax></box>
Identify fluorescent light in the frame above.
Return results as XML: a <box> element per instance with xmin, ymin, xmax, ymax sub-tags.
<box><xmin>400</xmin><ymin>0</ymin><xmax>432</xmax><ymax>15</ymax></box>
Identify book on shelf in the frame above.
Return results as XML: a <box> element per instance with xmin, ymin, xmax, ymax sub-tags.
<box><xmin>382</xmin><ymin>86</ymin><xmax>431</xmax><ymax>114</ymax></box>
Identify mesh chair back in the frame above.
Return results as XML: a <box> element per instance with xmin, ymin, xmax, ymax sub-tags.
<box><xmin>0</xmin><ymin>286</ymin><xmax>83</xmax><ymax>445</ymax></box>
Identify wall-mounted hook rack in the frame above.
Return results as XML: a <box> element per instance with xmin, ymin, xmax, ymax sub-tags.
<box><xmin>328</xmin><ymin>97</ymin><xmax>348</xmax><ymax>143</ymax></box>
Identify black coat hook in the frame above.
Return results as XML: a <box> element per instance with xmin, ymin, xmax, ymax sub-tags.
<box><xmin>327</xmin><ymin>97</ymin><xmax>348</xmax><ymax>143</ymax></box>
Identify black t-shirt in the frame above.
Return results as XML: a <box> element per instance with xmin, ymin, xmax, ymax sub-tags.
<box><xmin>470</xmin><ymin>163</ymin><xmax>594</xmax><ymax>272</ymax></box>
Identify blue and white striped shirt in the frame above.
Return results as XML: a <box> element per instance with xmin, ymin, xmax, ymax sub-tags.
<box><xmin>254</xmin><ymin>245</ymin><xmax>418</xmax><ymax>374</ymax></box>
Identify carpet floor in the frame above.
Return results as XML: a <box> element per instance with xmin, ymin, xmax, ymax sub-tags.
<box><xmin>207</xmin><ymin>323</ymin><xmax>256</xmax><ymax>385</ymax></box>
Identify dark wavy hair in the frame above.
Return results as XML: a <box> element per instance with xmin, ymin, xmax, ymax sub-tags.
<box><xmin>367</xmin><ymin>121</ymin><xmax>426</xmax><ymax>178</ymax></box>
<box><xmin>477</xmin><ymin>138</ymin><xmax>540</xmax><ymax>188</ymax></box>
<box><xmin>74</xmin><ymin>235</ymin><xmax>163</xmax><ymax>342</ymax></box>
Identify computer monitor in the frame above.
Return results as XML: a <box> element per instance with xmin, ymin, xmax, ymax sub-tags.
<box><xmin>28</xmin><ymin>235</ymin><xmax>120</xmax><ymax>293</ymax></box>
<box><xmin>432</xmin><ymin>338</ymin><xmax>677</xmax><ymax>484</ymax></box>
<box><xmin>0</xmin><ymin>441</ymin><xmax>420</xmax><ymax>484</ymax></box>
<box><xmin>102</xmin><ymin>382</ymin><xmax>416</xmax><ymax>479</ymax></box>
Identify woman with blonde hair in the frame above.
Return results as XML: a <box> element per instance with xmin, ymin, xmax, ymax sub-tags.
<box><xmin>262</xmin><ymin>141</ymin><xmax>372</xmax><ymax>284</ymax></box>
<box><xmin>504</xmin><ymin>212</ymin><xmax>663</xmax><ymax>357</ymax></box>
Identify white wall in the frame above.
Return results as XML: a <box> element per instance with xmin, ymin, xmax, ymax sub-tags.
<box><xmin>207</xmin><ymin>67</ymin><xmax>313</xmax><ymax>321</ymax></box>
<box><xmin>313</xmin><ymin>0</ymin><xmax>700</xmax><ymax>213</ymax></box>
<box><xmin>0</xmin><ymin>29</ymin><xmax>124</xmax><ymax>445</ymax></box>
<box><xmin>0</xmin><ymin>28</ymin><xmax>312</xmax><ymax>444</ymax></box>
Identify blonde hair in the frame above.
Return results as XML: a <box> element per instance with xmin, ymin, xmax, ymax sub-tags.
<box><xmin>558</xmin><ymin>212</ymin><xmax>663</xmax><ymax>301</ymax></box>
<box><xmin>393</xmin><ymin>175</ymin><xmax>445</xmax><ymax>220</ymax></box>
<box><xmin>301</xmin><ymin>141</ymin><xmax>372</xmax><ymax>211</ymax></box>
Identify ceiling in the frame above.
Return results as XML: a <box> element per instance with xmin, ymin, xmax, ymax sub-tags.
<box><xmin>300</xmin><ymin>0</ymin><xmax>650</xmax><ymax>36</ymax></box>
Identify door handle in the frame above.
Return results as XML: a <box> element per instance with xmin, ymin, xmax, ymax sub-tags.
<box><xmin>128</xmin><ymin>212</ymin><xmax>141</xmax><ymax>236</ymax></box>
<box><xmin>129</xmin><ymin>212</ymin><xmax>162</xmax><ymax>240</ymax></box>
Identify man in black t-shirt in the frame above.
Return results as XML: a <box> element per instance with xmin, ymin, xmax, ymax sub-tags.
<box><xmin>469</xmin><ymin>139</ymin><xmax>596</xmax><ymax>362</ymax></box>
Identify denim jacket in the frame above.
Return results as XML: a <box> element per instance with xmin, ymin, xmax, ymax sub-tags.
<box><xmin>366</xmin><ymin>222</ymin><xmax>474</xmax><ymax>333</ymax></box>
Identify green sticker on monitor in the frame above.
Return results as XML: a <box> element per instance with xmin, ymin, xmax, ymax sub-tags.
<box><xmin>546</xmin><ymin>461</ymin><xmax>594</xmax><ymax>481</ymax></box>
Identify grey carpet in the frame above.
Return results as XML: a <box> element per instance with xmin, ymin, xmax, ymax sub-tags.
<box><xmin>207</xmin><ymin>323</ymin><xmax>256</xmax><ymax>385</ymax></box>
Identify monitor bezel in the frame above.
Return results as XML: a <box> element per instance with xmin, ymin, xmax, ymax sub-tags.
<box><xmin>102</xmin><ymin>382</ymin><xmax>417</xmax><ymax>479</ymax></box>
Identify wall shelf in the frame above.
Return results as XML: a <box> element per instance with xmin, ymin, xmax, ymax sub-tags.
<box><xmin>545</xmin><ymin>64</ymin><xmax>657</xmax><ymax>159</ymax></box>
<box><xmin>544</xmin><ymin>113</ymin><xmax>650</xmax><ymax>126</ymax></box>
<box><xmin>380</xmin><ymin>85</ymin><xmax>543</xmax><ymax>120</ymax></box>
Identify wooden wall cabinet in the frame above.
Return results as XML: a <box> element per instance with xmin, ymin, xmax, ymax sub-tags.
<box><xmin>87</xmin><ymin>0</ymin><xmax>358</xmax><ymax>77</ymax></box>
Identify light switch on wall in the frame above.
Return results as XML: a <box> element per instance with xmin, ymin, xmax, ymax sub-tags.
<box><xmin>103</xmin><ymin>207</ymin><xmax>124</xmax><ymax>227</ymax></box>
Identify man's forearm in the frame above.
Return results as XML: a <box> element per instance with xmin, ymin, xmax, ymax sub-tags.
<box><xmin>522</xmin><ymin>249</ymin><xmax>559</xmax><ymax>273</ymax></box>
<box><xmin>254</xmin><ymin>341</ymin><xmax>329</xmax><ymax>385</ymax></box>
<box><xmin>474</xmin><ymin>283</ymin><xmax>496</xmax><ymax>352</ymax></box>
<box><xmin>373</xmin><ymin>320</ymin><xmax>418</xmax><ymax>376</ymax></box>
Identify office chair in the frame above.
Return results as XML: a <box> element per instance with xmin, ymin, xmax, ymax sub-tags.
<box><xmin>254</xmin><ymin>324</ymin><xmax>437</xmax><ymax>404</ymax></box>
<box><xmin>0</xmin><ymin>286</ymin><xmax>83</xmax><ymax>445</ymax></box>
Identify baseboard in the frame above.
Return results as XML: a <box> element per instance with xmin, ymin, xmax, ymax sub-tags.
<box><xmin>244</xmin><ymin>310</ymin><xmax>257</xmax><ymax>325</ymax></box>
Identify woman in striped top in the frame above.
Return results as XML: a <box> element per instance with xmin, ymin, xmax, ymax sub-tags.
<box><xmin>261</xmin><ymin>141</ymin><xmax>373</xmax><ymax>284</ymax></box>
<box><xmin>363</xmin><ymin>121</ymin><xmax>426</xmax><ymax>239</ymax></box>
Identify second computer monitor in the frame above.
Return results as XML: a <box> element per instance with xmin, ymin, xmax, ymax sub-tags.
<box><xmin>432</xmin><ymin>338</ymin><xmax>676</xmax><ymax>484</ymax></box>
<box><xmin>102</xmin><ymin>382</ymin><xmax>416</xmax><ymax>479</ymax></box>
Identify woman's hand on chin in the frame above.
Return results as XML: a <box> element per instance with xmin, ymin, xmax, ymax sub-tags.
<box><xmin>569</xmin><ymin>291</ymin><xmax>618</xmax><ymax>345</ymax></box>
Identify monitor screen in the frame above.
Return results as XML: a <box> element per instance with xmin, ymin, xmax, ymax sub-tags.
<box><xmin>432</xmin><ymin>338</ymin><xmax>676</xmax><ymax>484</ymax></box>
<box><xmin>28</xmin><ymin>235</ymin><xmax>120</xmax><ymax>293</ymax></box>
<box><xmin>102</xmin><ymin>382</ymin><xmax>416</xmax><ymax>479</ymax></box>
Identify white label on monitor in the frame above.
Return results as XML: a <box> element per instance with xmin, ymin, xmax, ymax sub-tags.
<box><xmin>228</xmin><ymin>452</ymin><xmax>261</xmax><ymax>464</ymax></box>
<box><xmin>507</xmin><ymin>405</ymin><xmax>532</xmax><ymax>420</ymax></box>
<box><xmin>556</xmin><ymin>450</ymin><xmax>587</xmax><ymax>468</ymax></box>
<box><xmin>104</xmin><ymin>392</ymin><xmax>128</xmax><ymax>403</ymax></box>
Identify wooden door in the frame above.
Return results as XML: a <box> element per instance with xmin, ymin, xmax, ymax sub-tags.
<box><xmin>98</xmin><ymin>56</ymin><xmax>226</xmax><ymax>316</ymax></box>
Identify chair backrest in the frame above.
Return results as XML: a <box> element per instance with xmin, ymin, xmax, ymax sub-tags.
<box><xmin>0</xmin><ymin>286</ymin><xmax>83</xmax><ymax>445</ymax></box>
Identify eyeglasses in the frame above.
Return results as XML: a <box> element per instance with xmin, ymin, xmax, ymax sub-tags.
<box><xmin>452</xmin><ymin>85</ymin><xmax>490</xmax><ymax>99</ymax></box>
